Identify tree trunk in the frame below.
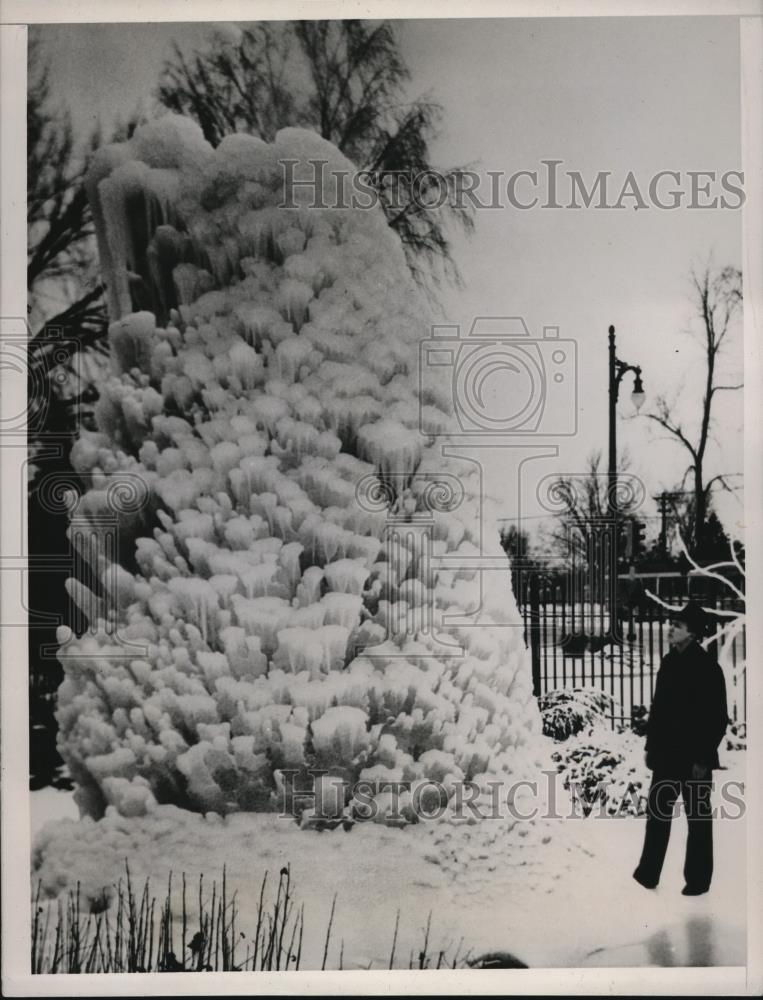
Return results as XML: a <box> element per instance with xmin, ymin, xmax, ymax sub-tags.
<box><xmin>694</xmin><ymin>471</ymin><xmax>706</xmax><ymax>553</ymax></box>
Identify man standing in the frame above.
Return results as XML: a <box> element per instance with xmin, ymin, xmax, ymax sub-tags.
<box><xmin>633</xmin><ymin>600</ymin><xmax>729</xmax><ymax>895</ymax></box>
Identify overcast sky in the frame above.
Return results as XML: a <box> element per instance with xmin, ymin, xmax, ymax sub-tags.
<box><xmin>35</xmin><ymin>15</ymin><xmax>745</xmax><ymax>535</ymax></box>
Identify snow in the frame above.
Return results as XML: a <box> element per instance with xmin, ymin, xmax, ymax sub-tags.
<box><xmin>31</xmin><ymin>749</ymin><xmax>746</xmax><ymax>969</ymax></box>
<box><xmin>358</xmin><ymin>420</ymin><xmax>424</xmax><ymax>478</ymax></box>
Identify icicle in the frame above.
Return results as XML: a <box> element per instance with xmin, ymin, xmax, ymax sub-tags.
<box><xmin>324</xmin><ymin>559</ymin><xmax>370</xmax><ymax>595</ymax></box>
<box><xmin>273</xmin><ymin>336</ymin><xmax>314</xmax><ymax>383</ymax></box>
<box><xmin>311</xmin><ymin>707</ymin><xmax>370</xmax><ymax>764</ymax></box>
<box><xmin>277</xmin><ymin>279</ymin><xmax>313</xmax><ymax>329</ymax></box>
<box><xmin>277</xmin><ymin>228</ymin><xmax>307</xmax><ymax>259</ymax></box>
<box><xmin>65</xmin><ymin>577</ymin><xmax>107</xmax><ymax>631</ymax></box>
<box><xmin>96</xmin><ymin>163</ymin><xmax>149</xmax><ymax>317</ymax></box>
<box><xmin>228</xmin><ymin>341</ymin><xmax>264</xmax><ymax>390</ymax></box>
<box><xmin>320</xmin><ymin>592</ymin><xmax>362</xmax><ymax>630</ymax></box>
<box><xmin>296</xmin><ymin>566</ymin><xmax>324</xmax><ymax>608</ymax></box>
<box><xmin>240</xmin><ymin>560</ymin><xmax>280</xmax><ymax>599</ymax></box>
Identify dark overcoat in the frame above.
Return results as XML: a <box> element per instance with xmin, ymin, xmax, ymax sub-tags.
<box><xmin>645</xmin><ymin>639</ymin><xmax>729</xmax><ymax>772</ymax></box>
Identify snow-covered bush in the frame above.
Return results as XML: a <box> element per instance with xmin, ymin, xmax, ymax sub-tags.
<box><xmin>550</xmin><ymin>727</ymin><xmax>649</xmax><ymax>817</ymax></box>
<box><xmin>726</xmin><ymin>721</ymin><xmax>746</xmax><ymax>752</ymax></box>
<box><xmin>537</xmin><ymin>687</ymin><xmax>614</xmax><ymax>741</ymax></box>
<box><xmin>54</xmin><ymin>117</ymin><xmax>545</xmax><ymax>820</ymax></box>
<box><xmin>540</xmin><ymin>687</ymin><xmax>647</xmax><ymax>816</ymax></box>
<box><xmin>630</xmin><ymin>703</ymin><xmax>649</xmax><ymax>737</ymax></box>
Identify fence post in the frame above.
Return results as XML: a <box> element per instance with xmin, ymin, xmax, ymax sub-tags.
<box><xmin>529</xmin><ymin>573</ymin><xmax>542</xmax><ymax>697</ymax></box>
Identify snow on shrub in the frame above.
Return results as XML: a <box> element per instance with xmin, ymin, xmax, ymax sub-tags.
<box><xmin>55</xmin><ymin>119</ymin><xmax>545</xmax><ymax>820</ymax></box>
<box><xmin>538</xmin><ymin>687</ymin><xmax>614</xmax><ymax>741</ymax></box>
<box><xmin>550</xmin><ymin>726</ymin><xmax>649</xmax><ymax>817</ymax></box>
<box><xmin>539</xmin><ymin>687</ymin><xmax>647</xmax><ymax>816</ymax></box>
<box><xmin>726</xmin><ymin>721</ymin><xmax>746</xmax><ymax>752</ymax></box>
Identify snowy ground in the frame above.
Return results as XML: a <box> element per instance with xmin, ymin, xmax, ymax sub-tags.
<box><xmin>30</xmin><ymin>750</ymin><xmax>746</xmax><ymax>970</ymax></box>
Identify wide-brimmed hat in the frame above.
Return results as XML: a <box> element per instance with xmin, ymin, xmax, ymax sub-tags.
<box><xmin>673</xmin><ymin>599</ymin><xmax>707</xmax><ymax>637</ymax></box>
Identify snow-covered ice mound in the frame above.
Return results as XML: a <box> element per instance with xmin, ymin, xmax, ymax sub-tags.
<box><xmin>53</xmin><ymin>115</ymin><xmax>545</xmax><ymax>821</ymax></box>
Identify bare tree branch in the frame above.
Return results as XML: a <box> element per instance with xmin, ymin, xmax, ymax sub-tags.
<box><xmin>644</xmin><ymin>260</ymin><xmax>742</xmax><ymax>553</ymax></box>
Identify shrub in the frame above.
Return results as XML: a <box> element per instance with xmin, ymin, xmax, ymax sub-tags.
<box><xmin>550</xmin><ymin>726</ymin><xmax>649</xmax><ymax>817</ymax></box>
<box><xmin>726</xmin><ymin>721</ymin><xmax>746</xmax><ymax>751</ymax></box>
<box><xmin>538</xmin><ymin>687</ymin><xmax>615</xmax><ymax>742</ymax></box>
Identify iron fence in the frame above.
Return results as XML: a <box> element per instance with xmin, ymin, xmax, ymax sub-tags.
<box><xmin>515</xmin><ymin>571</ymin><xmax>746</xmax><ymax>730</ymax></box>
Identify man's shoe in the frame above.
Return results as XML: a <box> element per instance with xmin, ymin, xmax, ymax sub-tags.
<box><xmin>681</xmin><ymin>884</ymin><xmax>709</xmax><ymax>896</ymax></box>
<box><xmin>633</xmin><ymin>870</ymin><xmax>658</xmax><ymax>890</ymax></box>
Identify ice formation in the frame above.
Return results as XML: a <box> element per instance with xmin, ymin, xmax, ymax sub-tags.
<box><xmin>56</xmin><ymin>115</ymin><xmax>545</xmax><ymax>819</ymax></box>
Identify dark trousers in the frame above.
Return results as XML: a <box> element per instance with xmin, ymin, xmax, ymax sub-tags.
<box><xmin>634</xmin><ymin>771</ymin><xmax>714</xmax><ymax>889</ymax></box>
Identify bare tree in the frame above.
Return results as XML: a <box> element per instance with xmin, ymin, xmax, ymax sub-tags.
<box><xmin>658</xmin><ymin>492</ymin><xmax>734</xmax><ymax>566</ymax></box>
<box><xmin>500</xmin><ymin>523</ymin><xmax>531</xmax><ymax>563</ymax></box>
<box><xmin>647</xmin><ymin>528</ymin><xmax>745</xmax><ymax>723</ymax></box>
<box><xmin>544</xmin><ymin>450</ymin><xmax>641</xmax><ymax>567</ymax></box>
<box><xmin>157</xmin><ymin>20</ymin><xmax>474</xmax><ymax>291</ymax></box>
<box><xmin>644</xmin><ymin>262</ymin><xmax>742</xmax><ymax>555</ymax></box>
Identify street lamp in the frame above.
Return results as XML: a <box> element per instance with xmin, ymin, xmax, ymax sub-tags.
<box><xmin>608</xmin><ymin>324</ymin><xmax>646</xmax><ymax>518</ymax></box>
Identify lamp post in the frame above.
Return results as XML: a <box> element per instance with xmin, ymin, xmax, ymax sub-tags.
<box><xmin>607</xmin><ymin>324</ymin><xmax>645</xmax><ymax>634</ymax></box>
<box><xmin>607</xmin><ymin>324</ymin><xmax>645</xmax><ymax>519</ymax></box>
